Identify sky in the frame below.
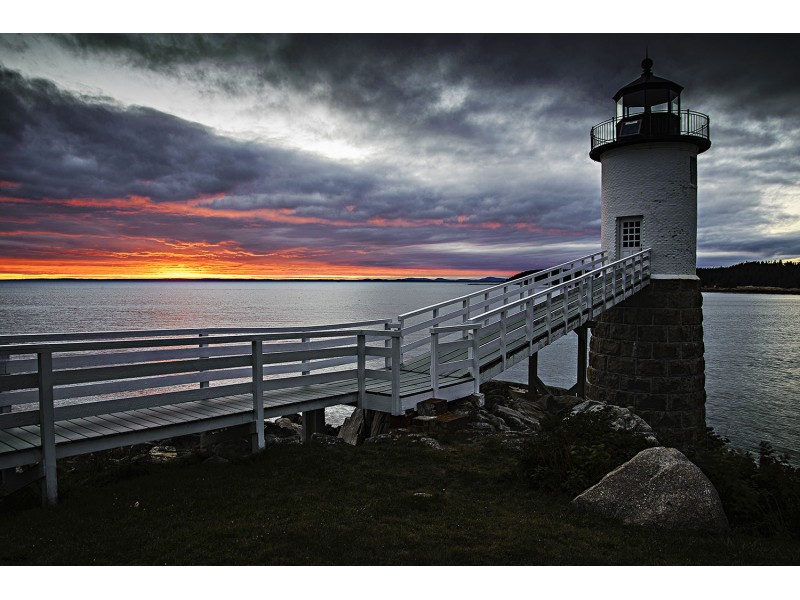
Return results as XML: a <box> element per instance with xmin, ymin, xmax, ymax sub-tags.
<box><xmin>2</xmin><ymin>27</ymin><xmax>799</xmax><ymax>279</ymax></box>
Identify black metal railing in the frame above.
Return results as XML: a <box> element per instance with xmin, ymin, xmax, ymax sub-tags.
<box><xmin>590</xmin><ymin>110</ymin><xmax>710</xmax><ymax>151</ymax></box>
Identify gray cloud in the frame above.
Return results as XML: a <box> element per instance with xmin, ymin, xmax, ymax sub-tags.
<box><xmin>2</xmin><ymin>34</ymin><xmax>800</xmax><ymax>274</ymax></box>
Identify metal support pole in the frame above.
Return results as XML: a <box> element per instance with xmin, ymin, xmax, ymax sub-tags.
<box><xmin>302</xmin><ymin>408</ymin><xmax>326</xmax><ymax>443</ymax></box>
<box><xmin>527</xmin><ymin>352</ymin><xmax>539</xmax><ymax>403</ymax></box>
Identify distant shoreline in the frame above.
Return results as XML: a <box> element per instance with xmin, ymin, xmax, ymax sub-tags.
<box><xmin>0</xmin><ymin>277</ymin><xmax>505</xmax><ymax>284</ymax></box>
<box><xmin>702</xmin><ymin>286</ymin><xmax>800</xmax><ymax>295</ymax></box>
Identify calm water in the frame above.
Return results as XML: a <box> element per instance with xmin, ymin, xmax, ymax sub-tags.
<box><xmin>0</xmin><ymin>282</ymin><xmax>797</xmax><ymax>463</ymax></box>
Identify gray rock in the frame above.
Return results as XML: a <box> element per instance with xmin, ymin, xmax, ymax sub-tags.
<box><xmin>364</xmin><ymin>433</ymin><xmax>394</xmax><ymax>445</ymax></box>
<box><xmin>468</xmin><ymin>422</ymin><xmax>495</xmax><ymax>433</ymax></box>
<box><xmin>478</xmin><ymin>409</ymin><xmax>510</xmax><ymax>432</ymax></box>
<box><xmin>338</xmin><ymin>408</ymin><xmax>367</xmax><ymax>446</ymax></box>
<box><xmin>310</xmin><ymin>433</ymin><xmax>345</xmax><ymax>445</ymax></box>
<box><xmin>493</xmin><ymin>405</ymin><xmax>541</xmax><ymax>432</ymax></box>
<box><xmin>547</xmin><ymin>394</ymin><xmax>585</xmax><ymax>413</ymax></box>
<box><xmin>571</xmin><ymin>400</ymin><xmax>658</xmax><ymax>443</ymax></box>
<box><xmin>275</xmin><ymin>417</ymin><xmax>303</xmax><ymax>435</ymax></box>
<box><xmin>203</xmin><ymin>455</ymin><xmax>230</xmax><ymax>465</ymax></box>
<box><xmin>266</xmin><ymin>433</ymin><xmax>300</xmax><ymax>446</ymax></box>
<box><xmin>572</xmin><ymin>447</ymin><xmax>729</xmax><ymax>533</ymax></box>
<box><xmin>368</xmin><ymin>410</ymin><xmax>391</xmax><ymax>438</ymax></box>
<box><xmin>416</xmin><ymin>437</ymin><xmax>444</xmax><ymax>451</ymax></box>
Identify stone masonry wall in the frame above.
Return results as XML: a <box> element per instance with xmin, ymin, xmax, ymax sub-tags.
<box><xmin>586</xmin><ymin>278</ymin><xmax>706</xmax><ymax>445</ymax></box>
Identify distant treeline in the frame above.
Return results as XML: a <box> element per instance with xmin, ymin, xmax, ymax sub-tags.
<box><xmin>698</xmin><ymin>260</ymin><xmax>800</xmax><ymax>290</ymax></box>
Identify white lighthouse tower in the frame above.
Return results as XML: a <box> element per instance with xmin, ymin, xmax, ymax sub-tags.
<box><xmin>586</xmin><ymin>57</ymin><xmax>711</xmax><ymax>445</ymax></box>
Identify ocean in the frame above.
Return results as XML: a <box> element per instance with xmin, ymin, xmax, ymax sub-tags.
<box><xmin>0</xmin><ymin>281</ymin><xmax>797</xmax><ymax>463</ymax></box>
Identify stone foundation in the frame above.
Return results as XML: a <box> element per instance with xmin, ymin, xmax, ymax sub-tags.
<box><xmin>586</xmin><ymin>278</ymin><xmax>706</xmax><ymax>445</ymax></box>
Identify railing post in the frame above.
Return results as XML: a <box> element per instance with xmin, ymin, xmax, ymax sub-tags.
<box><xmin>357</xmin><ymin>333</ymin><xmax>366</xmax><ymax>409</ymax></box>
<box><xmin>37</xmin><ymin>351</ymin><xmax>57</xmax><ymax>506</ymax></box>
<box><xmin>500</xmin><ymin>309</ymin><xmax>507</xmax><ymax>371</ymax></box>
<box><xmin>384</xmin><ymin>323</ymin><xmax>392</xmax><ymax>369</ymax></box>
<box><xmin>580</xmin><ymin>276</ymin><xmax>588</xmax><ymax>322</ymax></box>
<box><xmin>430</xmin><ymin>329</ymin><xmax>439</xmax><ymax>397</ymax></box>
<box><xmin>525</xmin><ymin>298</ymin><xmax>534</xmax><ymax>349</ymax></box>
<box><xmin>470</xmin><ymin>327</ymin><xmax>481</xmax><ymax>395</ymax></box>
<box><xmin>0</xmin><ymin>352</ymin><xmax>9</xmax><ymax>415</ymax></box>
<box><xmin>251</xmin><ymin>340</ymin><xmax>265</xmax><ymax>452</ymax></box>
<box><xmin>301</xmin><ymin>336</ymin><xmax>311</xmax><ymax>376</ymax></box>
<box><xmin>588</xmin><ymin>270</ymin><xmax>595</xmax><ymax>317</ymax></box>
<box><xmin>397</xmin><ymin>316</ymin><xmax>406</xmax><ymax>365</ymax></box>
<box><xmin>622</xmin><ymin>258</ymin><xmax>628</xmax><ymax>295</ymax></box>
<box><xmin>546</xmin><ymin>291</ymin><xmax>553</xmax><ymax>344</ymax></box>
<box><xmin>198</xmin><ymin>333</ymin><xmax>209</xmax><ymax>388</ymax></box>
<box><xmin>462</xmin><ymin>298</ymin><xmax>470</xmax><ymax>325</ymax></box>
<box><xmin>391</xmin><ymin>334</ymin><xmax>401</xmax><ymax>415</ymax></box>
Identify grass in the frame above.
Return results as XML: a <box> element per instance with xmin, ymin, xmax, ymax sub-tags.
<box><xmin>2</xmin><ymin>435</ymin><xmax>799</xmax><ymax>565</ymax></box>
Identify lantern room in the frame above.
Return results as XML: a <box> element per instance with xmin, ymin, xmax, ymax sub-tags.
<box><xmin>590</xmin><ymin>56</ymin><xmax>710</xmax><ymax>161</ymax></box>
<box><xmin>614</xmin><ymin>56</ymin><xmax>681</xmax><ymax>137</ymax></box>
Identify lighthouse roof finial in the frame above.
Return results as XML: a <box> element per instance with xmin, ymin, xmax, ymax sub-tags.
<box><xmin>642</xmin><ymin>50</ymin><xmax>653</xmax><ymax>76</ymax></box>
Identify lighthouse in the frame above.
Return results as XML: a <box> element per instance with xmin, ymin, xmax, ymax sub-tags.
<box><xmin>586</xmin><ymin>57</ymin><xmax>711</xmax><ymax>445</ymax></box>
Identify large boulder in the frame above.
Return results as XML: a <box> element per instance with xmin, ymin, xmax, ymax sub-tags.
<box><xmin>572</xmin><ymin>447</ymin><xmax>729</xmax><ymax>533</ymax></box>
<box><xmin>571</xmin><ymin>400</ymin><xmax>658</xmax><ymax>443</ymax></box>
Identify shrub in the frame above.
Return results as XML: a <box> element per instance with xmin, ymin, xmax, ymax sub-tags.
<box><xmin>518</xmin><ymin>407</ymin><xmax>656</xmax><ymax>497</ymax></box>
<box><xmin>685</xmin><ymin>430</ymin><xmax>800</xmax><ymax>537</ymax></box>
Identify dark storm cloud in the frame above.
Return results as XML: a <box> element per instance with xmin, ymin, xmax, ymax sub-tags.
<box><xmin>46</xmin><ymin>34</ymin><xmax>800</xmax><ymax>127</ymax></box>
<box><xmin>0</xmin><ymin>67</ymin><xmax>265</xmax><ymax>201</ymax></box>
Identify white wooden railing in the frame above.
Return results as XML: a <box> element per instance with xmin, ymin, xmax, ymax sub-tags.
<box><xmin>1</xmin><ymin>249</ymin><xmax>654</xmax><ymax>504</ymax></box>
<box><xmin>396</xmin><ymin>251</ymin><xmax>605</xmax><ymax>364</ymax></box>
<box><xmin>0</xmin><ymin>320</ymin><xmax>400</xmax><ymax>417</ymax></box>
<box><xmin>428</xmin><ymin>249</ymin><xmax>651</xmax><ymax>394</ymax></box>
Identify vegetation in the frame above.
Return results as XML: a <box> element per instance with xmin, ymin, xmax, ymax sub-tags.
<box><xmin>698</xmin><ymin>260</ymin><xmax>800</xmax><ymax>290</ymax></box>
<box><xmin>685</xmin><ymin>432</ymin><xmax>800</xmax><ymax>536</ymax></box>
<box><xmin>1</xmin><ymin>424</ymin><xmax>798</xmax><ymax>565</ymax></box>
<box><xmin>519</xmin><ymin>408</ymin><xmax>656</xmax><ymax>496</ymax></box>
<box><xmin>518</xmin><ymin>409</ymin><xmax>800</xmax><ymax>539</ymax></box>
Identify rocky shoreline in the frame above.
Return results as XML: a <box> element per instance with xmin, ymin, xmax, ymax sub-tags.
<box><xmin>56</xmin><ymin>380</ymin><xmax>729</xmax><ymax>533</ymax></box>
<box><xmin>702</xmin><ymin>286</ymin><xmax>800</xmax><ymax>295</ymax></box>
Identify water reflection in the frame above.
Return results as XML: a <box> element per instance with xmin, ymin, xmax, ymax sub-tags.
<box><xmin>0</xmin><ymin>282</ymin><xmax>797</xmax><ymax>463</ymax></box>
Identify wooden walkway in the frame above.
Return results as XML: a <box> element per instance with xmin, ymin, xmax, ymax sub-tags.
<box><xmin>0</xmin><ymin>249</ymin><xmax>650</xmax><ymax>502</ymax></box>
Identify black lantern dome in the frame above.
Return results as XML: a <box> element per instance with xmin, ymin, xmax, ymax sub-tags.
<box><xmin>589</xmin><ymin>57</ymin><xmax>711</xmax><ymax>161</ymax></box>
